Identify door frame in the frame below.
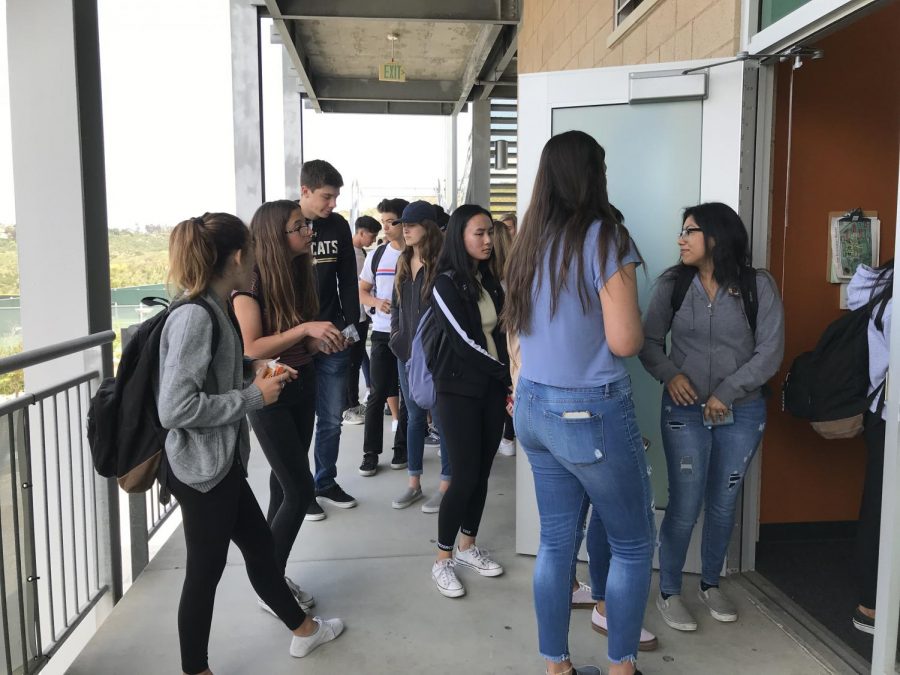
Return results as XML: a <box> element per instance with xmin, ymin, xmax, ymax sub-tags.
<box><xmin>516</xmin><ymin>59</ymin><xmax>758</xmax><ymax>566</ymax></box>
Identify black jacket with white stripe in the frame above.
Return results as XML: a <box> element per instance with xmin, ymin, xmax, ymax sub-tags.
<box><xmin>430</xmin><ymin>269</ymin><xmax>511</xmax><ymax>398</ymax></box>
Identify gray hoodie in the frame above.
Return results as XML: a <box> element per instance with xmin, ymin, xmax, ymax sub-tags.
<box><xmin>847</xmin><ymin>264</ymin><xmax>892</xmax><ymax>418</ymax></box>
<box><xmin>639</xmin><ymin>270</ymin><xmax>785</xmax><ymax>407</ymax></box>
<box><xmin>157</xmin><ymin>292</ymin><xmax>264</xmax><ymax>492</ymax></box>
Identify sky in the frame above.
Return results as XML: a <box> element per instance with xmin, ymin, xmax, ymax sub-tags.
<box><xmin>0</xmin><ymin>0</ymin><xmax>458</xmax><ymax>228</ymax></box>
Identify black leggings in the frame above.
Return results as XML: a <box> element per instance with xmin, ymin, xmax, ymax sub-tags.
<box><xmin>856</xmin><ymin>411</ymin><xmax>886</xmax><ymax>609</ymax></box>
<box><xmin>248</xmin><ymin>365</ymin><xmax>317</xmax><ymax>568</ymax></box>
<box><xmin>436</xmin><ymin>385</ymin><xmax>506</xmax><ymax>550</ymax></box>
<box><xmin>168</xmin><ymin>461</ymin><xmax>304</xmax><ymax>674</ymax></box>
<box><xmin>346</xmin><ymin>321</ymin><xmax>370</xmax><ymax>408</ymax></box>
<box><xmin>363</xmin><ymin>331</ymin><xmax>407</xmax><ymax>455</ymax></box>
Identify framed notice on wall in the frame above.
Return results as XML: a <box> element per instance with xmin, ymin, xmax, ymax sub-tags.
<box><xmin>827</xmin><ymin>209</ymin><xmax>880</xmax><ymax>284</ymax></box>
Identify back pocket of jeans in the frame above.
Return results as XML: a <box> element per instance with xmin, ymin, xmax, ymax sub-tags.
<box><xmin>543</xmin><ymin>411</ymin><xmax>607</xmax><ymax>466</ymax></box>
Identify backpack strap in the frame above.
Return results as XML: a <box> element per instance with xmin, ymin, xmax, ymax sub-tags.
<box><xmin>370</xmin><ymin>243</ymin><xmax>388</xmax><ymax>277</ymax></box>
<box><xmin>738</xmin><ymin>267</ymin><xmax>759</xmax><ymax>335</ymax></box>
<box><xmin>667</xmin><ymin>266</ymin><xmax>696</xmax><ymax>332</ymax></box>
<box><xmin>187</xmin><ymin>297</ymin><xmax>222</xmax><ymax>356</ymax></box>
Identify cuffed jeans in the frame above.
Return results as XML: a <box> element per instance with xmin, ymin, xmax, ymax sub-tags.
<box><xmin>397</xmin><ymin>358</ymin><xmax>451</xmax><ymax>480</ymax></box>
<box><xmin>658</xmin><ymin>391</ymin><xmax>766</xmax><ymax>595</ymax></box>
<box><xmin>516</xmin><ymin>376</ymin><xmax>655</xmax><ymax>665</ymax></box>
<box><xmin>313</xmin><ymin>348</ymin><xmax>350</xmax><ymax>491</ymax></box>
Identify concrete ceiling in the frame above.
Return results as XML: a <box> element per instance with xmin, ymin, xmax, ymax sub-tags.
<box><xmin>260</xmin><ymin>0</ymin><xmax>519</xmax><ymax>115</ymax></box>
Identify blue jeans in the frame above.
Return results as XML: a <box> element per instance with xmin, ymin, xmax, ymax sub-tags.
<box><xmin>516</xmin><ymin>376</ymin><xmax>655</xmax><ymax>665</ymax></box>
<box><xmin>658</xmin><ymin>392</ymin><xmax>766</xmax><ymax>595</ymax></box>
<box><xmin>397</xmin><ymin>359</ymin><xmax>451</xmax><ymax>480</ymax></box>
<box><xmin>313</xmin><ymin>349</ymin><xmax>350</xmax><ymax>491</ymax></box>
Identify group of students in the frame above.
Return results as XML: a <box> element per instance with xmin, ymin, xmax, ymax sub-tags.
<box><xmin>155</xmin><ymin>128</ymin><xmax>895</xmax><ymax>675</ymax></box>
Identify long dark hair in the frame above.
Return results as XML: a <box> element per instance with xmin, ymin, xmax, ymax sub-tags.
<box><xmin>669</xmin><ymin>202</ymin><xmax>750</xmax><ymax>287</ymax></box>
<box><xmin>395</xmin><ymin>219</ymin><xmax>444</xmax><ymax>305</ymax></box>
<box><xmin>503</xmin><ymin>131</ymin><xmax>637</xmax><ymax>334</ymax></box>
<box><xmin>249</xmin><ymin>200</ymin><xmax>318</xmax><ymax>332</ymax></box>
<box><xmin>434</xmin><ymin>204</ymin><xmax>493</xmax><ymax>302</ymax></box>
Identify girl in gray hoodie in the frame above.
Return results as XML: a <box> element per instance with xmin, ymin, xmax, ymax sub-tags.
<box><xmin>639</xmin><ymin>203</ymin><xmax>784</xmax><ymax>633</ymax></box>
<box><xmin>158</xmin><ymin>212</ymin><xmax>343</xmax><ymax>674</ymax></box>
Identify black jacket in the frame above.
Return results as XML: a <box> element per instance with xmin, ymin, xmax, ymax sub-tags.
<box><xmin>310</xmin><ymin>212</ymin><xmax>359</xmax><ymax>330</ymax></box>
<box><xmin>390</xmin><ymin>266</ymin><xmax>427</xmax><ymax>363</ymax></box>
<box><xmin>431</xmin><ymin>269</ymin><xmax>511</xmax><ymax>398</ymax></box>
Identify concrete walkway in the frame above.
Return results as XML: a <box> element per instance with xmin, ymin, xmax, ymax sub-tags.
<box><xmin>70</xmin><ymin>422</ymin><xmax>836</xmax><ymax>674</ymax></box>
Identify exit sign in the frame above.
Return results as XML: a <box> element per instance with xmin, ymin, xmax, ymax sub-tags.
<box><xmin>379</xmin><ymin>62</ymin><xmax>406</xmax><ymax>82</ymax></box>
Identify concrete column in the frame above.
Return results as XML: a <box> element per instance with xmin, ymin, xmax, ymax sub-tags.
<box><xmin>230</xmin><ymin>0</ymin><xmax>264</xmax><ymax>222</ymax></box>
<box><xmin>283</xmin><ymin>52</ymin><xmax>302</xmax><ymax>200</ymax></box>
<box><xmin>450</xmin><ymin>114</ymin><xmax>458</xmax><ymax>210</ymax></box>
<box><xmin>470</xmin><ymin>99</ymin><xmax>492</xmax><ymax>209</ymax></box>
<box><xmin>7</xmin><ymin>0</ymin><xmax>112</xmax><ymax>389</ymax></box>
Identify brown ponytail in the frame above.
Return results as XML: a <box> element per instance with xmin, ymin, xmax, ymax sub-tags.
<box><xmin>168</xmin><ymin>212</ymin><xmax>249</xmax><ymax>299</ymax></box>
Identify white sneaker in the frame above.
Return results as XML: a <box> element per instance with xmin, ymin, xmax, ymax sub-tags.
<box><xmin>432</xmin><ymin>559</ymin><xmax>466</xmax><ymax>598</ymax></box>
<box><xmin>453</xmin><ymin>545</ymin><xmax>504</xmax><ymax>577</ymax></box>
<box><xmin>341</xmin><ymin>406</ymin><xmax>365</xmax><ymax>425</ymax></box>
<box><xmin>571</xmin><ymin>581</ymin><xmax>594</xmax><ymax>608</ymax></box>
<box><xmin>289</xmin><ymin>616</ymin><xmax>344</xmax><ymax>657</ymax></box>
<box><xmin>498</xmin><ymin>438</ymin><xmax>516</xmax><ymax>456</ymax></box>
<box><xmin>391</xmin><ymin>419</ymin><xmax>399</xmax><ymax>433</ymax></box>
<box><xmin>284</xmin><ymin>576</ymin><xmax>315</xmax><ymax>611</ymax></box>
<box><xmin>592</xmin><ymin>606</ymin><xmax>659</xmax><ymax>651</ymax></box>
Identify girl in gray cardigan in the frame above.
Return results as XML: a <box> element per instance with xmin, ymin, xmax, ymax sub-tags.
<box><xmin>159</xmin><ymin>212</ymin><xmax>343</xmax><ymax>674</ymax></box>
<box><xmin>639</xmin><ymin>203</ymin><xmax>784</xmax><ymax>634</ymax></box>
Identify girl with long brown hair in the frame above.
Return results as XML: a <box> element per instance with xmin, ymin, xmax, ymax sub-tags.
<box><xmin>233</xmin><ymin>200</ymin><xmax>347</xmax><ymax>615</ymax></box>
<box><xmin>160</xmin><ymin>212</ymin><xmax>343</xmax><ymax>674</ymax></box>
<box><xmin>388</xmin><ymin>204</ymin><xmax>451</xmax><ymax>512</ymax></box>
<box><xmin>504</xmin><ymin>131</ymin><xmax>651</xmax><ymax>675</ymax></box>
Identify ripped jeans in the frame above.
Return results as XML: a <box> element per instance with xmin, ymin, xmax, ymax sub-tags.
<box><xmin>658</xmin><ymin>391</ymin><xmax>766</xmax><ymax>595</ymax></box>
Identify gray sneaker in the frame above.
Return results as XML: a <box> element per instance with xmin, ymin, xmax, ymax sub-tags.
<box><xmin>698</xmin><ymin>586</ymin><xmax>738</xmax><ymax>622</ymax></box>
<box><xmin>391</xmin><ymin>486</ymin><xmax>423</xmax><ymax>509</ymax></box>
<box><xmin>421</xmin><ymin>490</ymin><xmax>444</xmax><ymax>513</ymax></box>
<box><xmin>656</xmin><ymin>593</ymin><xmax>698</xmax><ymax>631</ymax></box>
<box><xmin>342</xmin><ymin>405</ymin><xmax>365</xmax><ymax>425</ymax></box>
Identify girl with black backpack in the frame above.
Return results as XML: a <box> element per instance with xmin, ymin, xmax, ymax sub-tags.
<box><xmin>847</xmin><ymin>259</ymin><xmax>893</xmax><ymax>634</ymax></box>
<box><xmin>159</xmin><ymin>212</ymin><xmax>344</xmax><ymax>674</ymax></box>
<box><xmin>639</xmin><ymin>202</ymin><xmax>784</xmax><ymax>632</ymax></box>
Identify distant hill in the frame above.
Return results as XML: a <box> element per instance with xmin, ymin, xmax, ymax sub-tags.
<box><xmin>0</xmin><ymin>226</ymin><xmax>172</xmax><ymax>295</ymax></box>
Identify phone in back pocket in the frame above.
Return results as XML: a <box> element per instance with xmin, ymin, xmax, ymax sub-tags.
<box><xmin>700</xmin><ymin>404</ymin><xmax>734</xmax><ymax>428</ymax></box>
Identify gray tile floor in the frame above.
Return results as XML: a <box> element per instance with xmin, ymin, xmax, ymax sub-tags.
<box><xmin>69</xmin><ymin>422</ymin><xmax>833</xmax><ymax>674</ymax></box>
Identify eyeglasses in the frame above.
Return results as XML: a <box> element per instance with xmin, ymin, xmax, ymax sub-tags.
<box><xmin>285</xmin><ymin>223</ymin><xmax>311</xmax><ymax>236</ymax></box>
<box><xmin>679</xmin><ymin>227</ymin><xmax>703</xmax><ymax>238</ymax></box>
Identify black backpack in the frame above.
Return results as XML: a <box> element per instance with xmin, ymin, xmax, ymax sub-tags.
<box><xmin>782</xmin><ymin>293</ymin><xmax>888</xmax><ymax>439</ymax></box>
<box><xmin>366</xmin><ymin>243</ymin><xmax>389</xmax><ymax>316</ymax></box>
<box><xmin>669</xmin><ymin>265</ymin><xmax>759</xmax><ymax>333</ymax></box>
<box><xmin>87</xmin><ymin>296</ymin><xmax>220</xmax><ymax>493</ymax></box>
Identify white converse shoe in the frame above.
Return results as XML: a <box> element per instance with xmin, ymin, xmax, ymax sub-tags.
<box><xmin>452</xmin><ymin>545</ymin><xmax>504</xmax><ymax>577</ymax></box>
<box><xmin>497</xmin><ymin>438</ymin><xmax>516</xmax><ymax>456</ymax></box>
<box><xmin>571</xmin><ymin>581</ymin><xmax>594</xmax><ymax>609</ymax></box>
<box><xmin>432</xmin><ymin>559</ymin><xmax>465</xmax><ymax>598</ymax></box>
<box><xmin>289</xmin><ymin>616</ymin><xmax>344</xmax><ymax>657</ymax></box>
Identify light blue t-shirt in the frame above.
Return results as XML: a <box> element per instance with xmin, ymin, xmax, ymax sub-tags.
<box><xmin>519</xmin><ymin>220</ymin><xmax>641</xmax><ymax>388</ymax></box>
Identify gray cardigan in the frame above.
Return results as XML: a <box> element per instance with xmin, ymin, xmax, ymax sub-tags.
<box><xmin>639</xmin><ymin>270</ymin><xmax>785</xmax><ymax>407</ymax></box>
<box><xmin>157</xmin><ymin>292</ymin><xmax>264</xmax><ymax>492</ymax></box>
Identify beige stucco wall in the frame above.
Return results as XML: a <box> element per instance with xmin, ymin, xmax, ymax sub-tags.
<box><xmin>518</xmin><ymin>0</ymin><xmax>741</xmax><ymax>73</ymax></box>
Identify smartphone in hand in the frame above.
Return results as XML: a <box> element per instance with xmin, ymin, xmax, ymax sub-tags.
<box><xmin>701</xmin><ymin>404</ymin><xmax>734</xmax><ymax>428</ymax></box>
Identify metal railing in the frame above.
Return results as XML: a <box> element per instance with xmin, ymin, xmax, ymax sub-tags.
<box><xmin>0</xmin><ymin>332</ymin><xmax>119</xmax><ymax>674</ymax></box>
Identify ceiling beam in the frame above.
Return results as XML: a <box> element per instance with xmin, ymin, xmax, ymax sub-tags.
<box><xmin>315</xmin><ymin>100</ymin><xmax>461</xmax><ymax>115</ymax></box>
<box><xmin>268</xmin><ymin>0</ymin><xmax>520</xmax><ymax>24</ymax></box>
<box><xmin>265</xmin><ymin>2</ymin><xmax>321</xmax><ymax>112</ymax></box>
<box><xmin>453</xmin><ymin>24</ymin><xmax>503</xmax><ymax>115</ymax></box>
<box><xmin>479</xmin><ymin>28</ymin><xmax>518</xmax><ymax>99</ymax></box>
<box><xmin>316</xmin><ymin>78</ymin><xmax>460</xmax><ymax>103</ymax></box>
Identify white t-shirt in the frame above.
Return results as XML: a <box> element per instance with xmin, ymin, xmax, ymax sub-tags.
<box><xmin>360</xmin><ymin>244</ymin><xmax>402</xmax><ymax>333</ymax></box>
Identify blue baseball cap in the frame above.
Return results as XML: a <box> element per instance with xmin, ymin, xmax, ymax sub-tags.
<box><xmin>394</xmin><ymin>200</ymin><xmax>437</xmax><ymax>225</ymax></box>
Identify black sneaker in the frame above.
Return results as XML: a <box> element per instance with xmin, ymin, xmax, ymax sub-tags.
<box><xmin>316</xmin><ymin>484</ymin><xmax>358</xmax><ymax>509</ymax></box>
<box><xmin>853</xmin><ymin>607</ymin><xmax>875</xmax><ymax>634</ymax></box>
<box><xmin>390</xmin><ymin>450</ymin><xmax>408</xmax><ymax>470</ymax></box>
<box><xmin>305</xmin><ymin>501</ymin><xmax>326</xmax><ymax>521</ymax></box>
<box><xmin>359</xmin><ymin>453</ymin><xmax>378</xmax><ymax>477</ymax></box>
